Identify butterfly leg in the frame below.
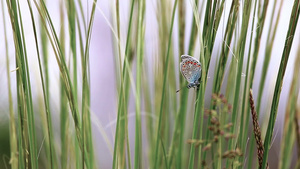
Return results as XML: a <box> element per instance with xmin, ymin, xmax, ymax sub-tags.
<box><xmin>193</xmin><ymin>82</ymin><xmax>200</xmax><ymax>90</ymax></box>
<box><xmin>187</xmin><ymin>83</ymin><xmax>197</xmax><ymax>89</ymax></box>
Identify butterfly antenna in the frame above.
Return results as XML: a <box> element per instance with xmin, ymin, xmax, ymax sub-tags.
<box><xmin>176</xmin><ymin>87</ymin><xmax>183</xmax><ymax>93</ymax></box>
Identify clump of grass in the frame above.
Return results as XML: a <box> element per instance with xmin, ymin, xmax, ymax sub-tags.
<box><xmin>1</xmin><ymin>0</ymin><xmax>300</xmax><ymax>168</ymax></box>
<box><xmin>187</xmin><ymin>93</ymin><xmax>242</xmax><ymax>168</ymax></box>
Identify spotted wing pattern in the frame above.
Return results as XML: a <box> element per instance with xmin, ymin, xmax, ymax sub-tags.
<box><xmin>180</xmin><ymin>55</ymin><xmax>201</xmax><ymax>84</ymax></box>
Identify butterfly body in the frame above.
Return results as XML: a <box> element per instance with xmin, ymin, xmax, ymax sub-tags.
<box><xmin>180</xmin><ymin>55</ymin><xmax>201</xmax><ymax>89</ymax></box>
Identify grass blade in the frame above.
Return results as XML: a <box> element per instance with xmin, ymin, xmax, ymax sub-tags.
<box><xmin>154</xmin><ymin>1</ymin><xmax>178</xmax><ymax>168</ymax></box>
<box><xmin>262</xmin><ymin>0</ymin><xmax>300</xmax><ymax>168</ymax></box>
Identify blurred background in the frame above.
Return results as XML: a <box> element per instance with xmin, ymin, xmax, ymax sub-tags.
<box><xmin>0</xmin><ymin>0</ymin><xmax>300</xmax><ymax>168</ymax></box>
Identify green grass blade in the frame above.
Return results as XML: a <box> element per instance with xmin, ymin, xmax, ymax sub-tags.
<box><xmin>188</xmin><ymin>0</ymin><xmax>206</xmax><ymax>168</ymax></box>
<box><xmin>1</xmin><ymin>0</ymin><xmax>18</xmax><ymax>168</ymax></box>
<box><xmin>5</xmin><ymin>0</ymin><xmax>38</xmax><ymax>168</ymax></box>
<box><xmin>112</xmin><ymin>0</ymin><xmax>135</xmax><ymax>169</ymax></box>
<box><xmin>279</xmin><ymin>40</ymin><xmax>300</xmax><ymax>169</ymax></box>
<box><xmin>262</xmin><ymin>0</ymin><xmax>300</xmax><ymax>168</ymax></box>
<box><xmin>228</xmin><ymin>0</ymin><xmax>252</xmax><ymax>159</ymax></box>
<box><xmin>154</xmin><ymin>1</ymin><xmax>177</xmax><ymax>168</ymax></box>
<box><xmin>58</xmin><ymin>1</ymin><xmax>71</xmax><ymax>169</ymax></box>
<box><xmin>238</xmin><ymin>0</ymin><xmax>258</xmax><ymax>167</ymax></box>
<box><xmin>134</xmin><ymin>0</ymin><xmax>145</xmax><ymax>168</ymax></box>
<box><xmin>81</xmin><ymin>0</ymin><xmax>98</xmax><ymax>168</ymax></box>
<box><xmin>26</xmin><ymin>1</ymin><xmax>58</xmax><ymax>168</ymax></box>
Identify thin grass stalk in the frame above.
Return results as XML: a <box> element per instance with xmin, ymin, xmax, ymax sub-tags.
<box><xmin>18</xmin><ymin>3</ymin><xmax>39</xmax><ymax>169</ymax></box>
<box><xmin>5</xmin><ymin>1</ymin><xmax>26</xmax><ymax>166</ymax></box>
<box><xmin>154</xmin><ymin>1</ymin><xmax>177</xmax><ymax>168</ymax></box>
<box><xmin>248</xmin><ymin>0</ymin><xmax>269</xmax><ymax>95</ymax></box>
<box><xmin>248</xmin><ymin>0</ymin><xmax>283</xmax><ymax>164</ymax></box>
<box><xmin>225</xmin><ymin>50</ymin><xmax>237</xmax><ymax>102</ymax></box>
<box><xmin>201</xmin><ymin>1</ymin><xmax>226</xmax><ymax>167</ymax></box>
<box><xmin>169</xmin><ymin>1</ymin><xmax>203</xmax><ymax>167</ymax></box>
<box><xmin>58</xmin><ymin>1</ymin><xmax>71</xmax><ymax>168</ymax></box>
<box><xmin>204</xmin><ymin>0</ymin><xmax>217</xmax><ymax>43</ymax></box>
<box><xmin>262</xmin><ymin>0</ymin><xmax>300</xmax><ymax>167</ymax></box>
<box><xmin>236</xmin><ymin>0</ymin><xmax>257</xmax><ymax>156</ymax></box>
<box><xmin>75</xmin><ymin>0</ymin><xmax>86</xmax><ymax>32</ymax></box>
<box><xmin>33</xmin><ymin>0</ymin><xmax>97</xmax><ymax>167</ymax></box>
<box><xmin>247</xmin><ymin>3</ymin><xmax>285</xmax><ymax>163</ymax></box>
<box><xmin>1</xmin><ymin>0</ymin><xmax>18</xmax><ymax>168</ymax></box>
<box><xmin>187</xmin><ymin>0</ymin><xmax>199</xmax><ymax>54</ymax></box>
<box><xmin>232</xmin><ymin>0</ymin><xmax>252</xmax><ymax>139</ymax></box>
<box><xmin>34</xmin><ymin>0</ymin><xmax>81</xmax><ymax>145</ymax></box>
<box><xmin>205</xmin><ymin>0</ymin><xmax>225</xmax><ymax>68</ymax></box>
<box><xmin>211</xmin><ymin>0</ymin><xmax>239</xmax><ymax>98</ymax></box>
<box><xmin>14</xmin><ymin>48</ymin><xmax>26</xmax><ymax>168</ymax></box>
<box><xmin>167</xmin><ymin>0</ymin><xmax>186</xmax><ymax>168</ymax></box>
<box><xmin>112</xmin><ymin>0</ymin><xmax>135</xmax><ymax>168</ymax></box>
<box><xmin>134</xmin><ymin>0</ymin><xmax>145</xmax><ymax>168</ymax></box>
<box><xmin>113</xmin><ymin>0</ymin><xmax>127</xmax><ymax>167</ymax></box>
<box><xmin>205</xmin><ymin>1</ymin><xmax>239</xmax><ymax>166</ymax></box>
<box><xmin>203</xmin><ymin>0</ymin><xmax>221</xmax><ymax>69</ymax></box>
<box><xmin>202</xmin><ymin>0</ymin><xmax>211</xmax><ymax>40</ymax></box>
<box><xmin>295</xmin><ymin>106</ymin><xmax>300</xmax><ymax>167</ymax></box>
<box><xmin>156</xmin><ymin>1</ymin><xmax>169</xmax><ymax>130</ymax></box>
<box><xmin>167</xmin><ymin>0</ymin><xmax>201</xmax><ymax>167</ymax></box>
<box><xmin>159</xmin><ymin>136</ymin><xmax>169</xmax><ymax>169</ymax></box>
<box><xmin>142</xmin><ymin>64</ymin><xmax>154</xmax><ymax>168</ymax></box>
<box><xmin>206</xmin><ymin>5</ymin><xmax>239</xmax><ymax>164</ymax></box>
<box><xmin>168</xmin><ymin>91</ymin><xmax>190</xmax><ymax>169</ymax></box>
<box><xmin>203</xmin><ymin>1</ymin><xmax>239</xmax><ymax>163</ymax></box>
<box><xmin>256</xmin><ymin>0</ymin><xmax>283</xmax><ymax>115</ymax></box>
<box><xmin>6</xmin><ymin>0</ymin><xmax>38</xmax><ymax>168</ymax></box>
<box><xmin>210</xmin><ymin>0</ymin><xmax>225</xmax><ymax>50</ymax></box>
<box><xmin>81</xmin><ymin>1</ymin><xmax>98</xmax><ymax>168</ymax></box>
<box><xmin>37</xmin><ymin>0</ymin><xmax>53</xmax><ymax>167</ymax></box>
<box><xmin>26</xmin><ymin>1</ymin><xmax>58</xmax><ymax>168</ymax></box>
<box><xmin>227</xmin><ymin>0</ymin><xmax>252</xmax><ymax>167</ymax></box>
<box><xmin>246</xmin><ymin>1</ymin><xmax>271</xmax><ymax>167</ymax></box>
<box><xmin>39</xmin><ymin>0</ymin><xmax>50</xmax><ymax>140</ymax></box>
<box><xmin>67</xmin><ymin>0</ymin><xmax>78</xmax><ymax>117</ymax></box>
<box><xmin>238</xmin><ymin>0</ymin><xmax>258</xmax><ymax>166</ymax></box>
<box><xmin>16</xmin><ymin>6</ymin><xmax>39</xmax><ymax>168</ymax></box>
<box><xmin>176</xmin><ymin>96</ymin><xmax>188</xmax><ymax>169</ymax></box>
<box><xmin>188</xmin><ymin>0</ymin><xmax>206</xmax><ymax>168</ymax></box>
<box><xmin>247</xmin><ymin>5</ymin><xmax>285</xmax><ymax>164</ymax></box>
<box><xmin>78</xmin><ymin>13</ymin><xmax>87</xmax><ymax>169</ymax></box>
<box><xmin>176</xmin><ymin>1</ymin><xmax>205</xmax><ymax>168</ymax></box>
<box><xmin>178</xmin><ymin>0</ymin><xmax>185</xmax><ymax>55</ymax></box>
<box><xmin>167</xmin><ymin>87</ymin><xmax>188</xmax><ymax>169</ymax></box>
<box><xmin>156</xmin><ymin>1</ymin><xmax>176</xmax><ymax>157</ymax></box>
<box><xmin>113</xmin><ymin>0</ymin><xmax>122</xmax><ymax>92</ymax></box>
<box><xmin>15</xmin><ymin>88</ymin><xmax>25</xmax><ymax>169</ymax></box>
<box><xmin>278</xmin><ymin>40</ymin><xmax>300</xmax><ymax>169</ymax></box>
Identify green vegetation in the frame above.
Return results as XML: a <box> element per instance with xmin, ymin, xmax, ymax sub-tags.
<box><xmin>0</xmin><ymin>0</ymin><xmax>300</xmax><ymax>168</ymax></box>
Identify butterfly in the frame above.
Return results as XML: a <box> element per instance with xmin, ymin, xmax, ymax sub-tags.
<box><xmin>177</xmin><ymin>55</ymin><xmax>201</xmax><ymax>92</ymax></box>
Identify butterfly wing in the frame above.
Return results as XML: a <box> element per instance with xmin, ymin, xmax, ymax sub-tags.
<box><xmin>180</xmin><ymin>56</ymin><xmax>202</xmax><ymax>83</ymax></box>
